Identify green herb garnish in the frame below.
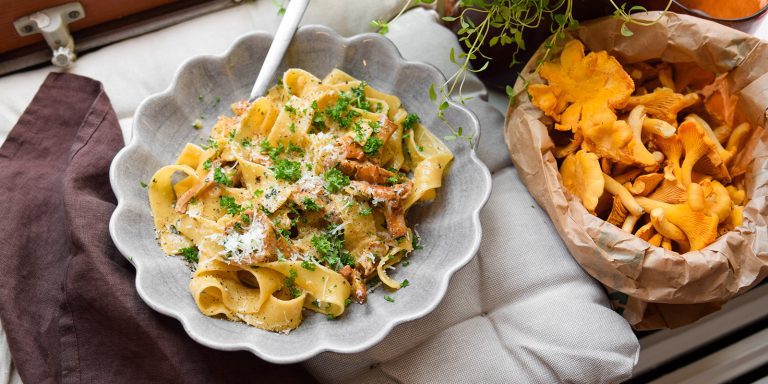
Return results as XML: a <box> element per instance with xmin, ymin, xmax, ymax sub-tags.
<box><xmin>179</xmin><ymin>246</ymin><xmax>199</xmax><ymax>264</ymax></box>
<box><xmin>323</xmin><ymin>168</ymin><xmax>350</xmax><ymax>193</ymax></box>
<box><xmin>302</xmin><ymin>197</ymin><xmax>322</xmax><ymax>212</ymax></box>
<box><xmin>403</xmin><ymin>113</ymin><xmax>420</xmax><ymax>130</ymax></box>
<box><xmin>301</xmin><ymin>259</ymin><xmax>317</xmax><ymax>271</ymax></box>
<box><xmin>363</xmin><ymin>136</ymin><xmax>383</xmax><ymax>155</ymax></box>
<box><xmin>273</xmin><ymin>159</ymin><xmax>302</xmax><ymax>182</ymax></box>
<box><xmin>213</xmin><ymin>167</ymin><xmax>232</xmax><ymax>186</ymax></box>
<box><xmin>219</xmin><ymin>196</ymin><xmax>243</xmax><ymax>215</ymax></box>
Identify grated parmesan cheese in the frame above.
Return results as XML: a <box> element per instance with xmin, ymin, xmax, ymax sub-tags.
<box><xmin>218</xmin><ymin>220</ymin><xmax>267</xmax><ymax>263</ymax></box>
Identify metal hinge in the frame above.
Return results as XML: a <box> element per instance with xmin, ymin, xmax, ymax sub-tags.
<box><xmin>13</xmin><ymin>2</ymin><xmax>85</xmax><ymax>68</ymax></box>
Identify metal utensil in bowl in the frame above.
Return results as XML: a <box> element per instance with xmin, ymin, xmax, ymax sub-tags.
<box><xmin>249</xmin><ymin>0</ymin><xmax>310</xmax><ymax>100</ymax></box>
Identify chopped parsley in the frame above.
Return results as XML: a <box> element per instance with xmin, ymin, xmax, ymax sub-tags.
<box><xmin>323</xmin><ymin>168</ymin><xmax>350</xmax><ymax>193</ymax></box>
<box><xmin>384</xmin><ymin>295</ymin><xmax>395</xmax><ymax>303</ymax></box>
<box><xmin>260</xmin><ymin>140</ymin><xmax>284</xmax><ymax>160</ymax></box>
<box><xmin>202</xmin><ymin>158</ymin><xmax>212</xmax><ymax>170</ymax></box>
<box><xmin>178</xmin><ymin>246</ymin><xmax>199</xmax><ymax>264</ymax></box>
<box><xmin>192</xmin><ymin>119</ymin><xmax>203</xmax><ymax>130</ymax></box>
<box><xmin>325</xmin><ymin>93</ymin><xmax>360</xmax><ymax>129</ymax></box>
<box><xmin>273</xmin><ymin>159</ymin><xmax>302</xmax><ymax>182</ymax></box>
<box><xmin>213</xmin><ymin>167</ymin><xmax>232</xmax><ymax>186</ymax></box>
<box><xmin>287</xmin><ymin>143</ymin><xmax>304</xmax><ymax>155</ymax></box>
<box><xmin>289</xmin><ymin>122</ymin><xmax>296</xmax><ymax>133</ymax></box>
<box><xmin>254</xmin><ymin>189</ymin><xmax>264</xmax><ymax>197</ymax></box>
<box><xmin>302</xmin><ymin>197</ymin><xmax>322</xmax><ymax>212</ymax></box>
<box><xmin>400</xmin><ymin>279</ymin><xmax>410</xmax><ymax>288</ymax></box>
<box><xmin>301</xmin><ymin>259</ymin><xmax>317</xmax><ymax>271</ymax></box>
<box><xmin>344</xmin><ymin>297</ymin><xmax>352</xmax><ymax>307</ymax></box>
<box><xmin>353</xmin><ymin>122</ymin><xmax>366</xmax><ymax>144</ymax></box>
<box><xmin>219</xmin><ymin>196</ymin><xmax>243</xmax><ymax>215</ymax></box>
<box><xmin>326</xmin><ymin>314</ymin><xmax>337</xmax><ymax>320</ymax></box>
<box><xmin>386</xmin><ymin>175</ymin><xmax>399</xmax><ymax>185</ymax></box>
<box><xmin>363</xmin><ymin>136</ymin><xmax>383</xmax><ymax>155</ymax></box>
<box><xmin>403</xmin><ymin>113</ymin><xmax>420</xmax><ymax>130</ymax></box>
<box><xmin>241</xmin><ymin>138</ymin><xmax>252</xmax><ymax>147</ymax></box>
<box><xmin>140</xmin><ymin>181</ymin><xmax>148</xmax><ymax>188</ymax></box>
<box><xmin>358</xmin><ymin>206</ymin><xmax>373</xmax><ymax>216</ymax></box>
<box><xmin>284</xmin><ymin>104</ymin><xmax>297</xmax><ymax>114</ymax></box>
<box><xmin>312</xmin><ymin>109</ymin><xmax>326</xmax><ymax>130</ymax></box>
<box><xmin>350</xmin><ymin>82</ymin><xmax>370</xmax><ymax>110</ymax></box>
<box><xmin>284</xmin><ymin>269</ymin><xmax>302</xmax><ymax>298</ymax></box>
<box><xmin>311</xmin><ymin>226</ymin><xmax>354</xmax><ymax>271</ymax></box>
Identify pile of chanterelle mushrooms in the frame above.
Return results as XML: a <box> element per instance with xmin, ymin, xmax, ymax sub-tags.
<box><xmin>528</xmin><ymin>39</ymin><xmax>753</xmax><ymax>253</ymax></box>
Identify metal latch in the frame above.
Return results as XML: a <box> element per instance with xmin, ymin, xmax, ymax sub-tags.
<box><xmin>13</xmin><ymin>2</ymin><xmax>85</xmax><ymax>68</ymax></box>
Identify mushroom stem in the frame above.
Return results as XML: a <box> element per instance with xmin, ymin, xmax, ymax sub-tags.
<box><xmin>643</xmin><ymin>118</ymin><xmax>676</xmax><ymax>138</ymax></box>
<box><xmin>648</xmin><ymin>233</ymin><xmax>663</xmax><ymax>247</ymax></box>
<box><xmin>661</xmin><ymin>237</ymin><xmax>673</xmax><ymax>250</ymax></box>
<box><xmin>604</xmin><ymin>173</ymin><xmax>643</xmax><ymax>216</ymax></box>
<box><xmin>622</xmin><ymin>214</ymin><xmax>641</xmax><ymax>233</ymax></box>
<box><xmin>688</xmin><ymin>183</ymin><xmax>705</xmax><ymax>212</ymax></box>
<box><xmin>650</xmin><ymin>208</ymin><xmax>690</xmax><ymax>252</ymax></box>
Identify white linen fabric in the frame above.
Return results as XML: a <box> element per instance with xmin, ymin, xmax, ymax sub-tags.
<box><xmin>0</xmin><ymin>2</ymin><xmax>639</xmax><ymax>383</ymax></box>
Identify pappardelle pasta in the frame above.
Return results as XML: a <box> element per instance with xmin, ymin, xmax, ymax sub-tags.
<box><xmin>148</xmin><ymin>68</ymin><xmax>453</xmax><ymax>332</ymax></box>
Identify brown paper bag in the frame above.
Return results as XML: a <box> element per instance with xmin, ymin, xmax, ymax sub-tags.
<box><xmin>504</xmin><ymin>12</ymin><xmax>768</xmax><ymax>330</ymax></box>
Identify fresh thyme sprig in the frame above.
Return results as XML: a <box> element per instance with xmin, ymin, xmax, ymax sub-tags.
<box><xmin>610</xmin><ymin>1</ymin><xmax>673</xmax><ymax>37</ymax></box>
<box><xmin>371</xmin><ymin>0</ymin><xmax>671</xmax><ymax>146</ymax></box>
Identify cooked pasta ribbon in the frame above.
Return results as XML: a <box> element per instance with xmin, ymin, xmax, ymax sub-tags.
<box><xmin>148</xmin><ymin>68</ymin><xmax>452</xmax><ymax>332</ymax></box>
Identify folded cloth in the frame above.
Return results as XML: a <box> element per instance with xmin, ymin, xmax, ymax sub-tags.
<box><xmin>0</xmin><ymin>73</ymin><xmax>315</xmax><ymax>383</ymax></box>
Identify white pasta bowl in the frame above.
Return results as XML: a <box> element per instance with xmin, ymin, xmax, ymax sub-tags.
<box><xmin>109</xmin><ymin>25</ymin><xmax>492</xmax><ymax>363</ymax></box>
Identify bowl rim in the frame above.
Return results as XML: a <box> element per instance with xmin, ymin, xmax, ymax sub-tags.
<box><xmin>109</xmin><ymin>24</ymin><xmax>492</xmax><ymax>363</ymax></box>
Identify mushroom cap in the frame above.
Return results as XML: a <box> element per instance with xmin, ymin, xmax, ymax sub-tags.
<box><xmin>581</xmin><ymin>119</ymin><xmax>634</xmax><ymax>163</ymax></box>
<box><xmin>653</xmin><ymin>135</ymin><xmax>684</xmax><ymax>182</ymax></box>
<box><xmin>637</xmin><ymin>197</ymin><xmax>718</xmax><ymax>251</ymax></box>
<box><xmin>560</xmin><ymin>150</ymin><xmax>605</xmax><ymax>212</ymax></box>
<box><xmin>624</xmin><ymin>87</ymin><xmax>699</xmax><ymax>124</ymax></box>
<box><xmin>678</xmin><ymin>120</ymin><xmax>730</xmax><ymax>186</ymax></box>
<box><xmin>531</xmin><ymin>40</ymin><xmax>634</xmax><ymax>134</ymax></box>
<box><xmin>634</xmin><ymin>221</ymin><xmax>655</xmax><ymax>241</ymax></box>
<box><xmin>626</xmin><ymin>173</ymin><xmax>665</xmax><ymax>196</ymax></box>
<box><xmin>606</xmin><ymin>195</ymin><xmax>628</xmax><ymax>226</ymax></box>
<box><xmin>726</xmin><ymin>185</ymin><xmax>746</xmax><ymax>205</ymax></box>
<box><xmin>702</xmin><ymin>180</ymin><xmax>732</xmax><ymax>223</ymax></box>
<box><xmin>648</xmin><ymin>178</ymin><xmax>688</xmax><ymax>204</ymax></box>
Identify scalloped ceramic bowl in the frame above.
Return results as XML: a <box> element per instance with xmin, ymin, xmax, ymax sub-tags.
<box><xmin>109</xmin><ymin>25</ymin><xmax>491</xmax><ymax>363</ymax></box>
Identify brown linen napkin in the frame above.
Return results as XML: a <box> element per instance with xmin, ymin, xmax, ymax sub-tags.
<box><xmin>0</xmin><ymin>73</ymin><xmax>316</xmax><ymax>383</ymax></box>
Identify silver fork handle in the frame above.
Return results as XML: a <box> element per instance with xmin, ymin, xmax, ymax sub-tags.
<box><xmin>249</xmin><ymin>0</ymin><xmax>310</xmax><ymax>100</ymax></box>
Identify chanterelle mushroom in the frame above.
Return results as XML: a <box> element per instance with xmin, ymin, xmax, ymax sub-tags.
<box><xmin>678</xmin><ymin>119</ymin><xmax>730</xmax><ymax>186</ymax></box>
<box><xmin>528</xmin><ymin>40</ymin><xmax>634</xmax><ymax>139</ymax></box>
<box><xmin>560</xmin><ymin>150</ymin><xmax>605</xmax><ymax>212</ymax></box>
<box><xmin>636</xmin><ymin>197</ymin><xmax>718</xmax><ymax>251</ymax></box>
<box><xmin>623</xmin><ymin>87</ymin><xmax>699</xmax><ymax>124</ymax></box>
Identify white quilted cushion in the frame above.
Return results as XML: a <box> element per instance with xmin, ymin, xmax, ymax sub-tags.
<box><xmin>0</xmin><ymin>2</ymin><xmax>638</xmax><ymax>383</ymax></box>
